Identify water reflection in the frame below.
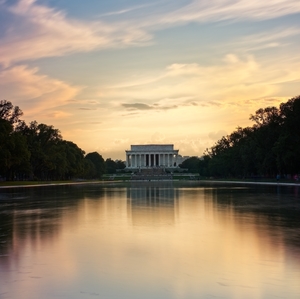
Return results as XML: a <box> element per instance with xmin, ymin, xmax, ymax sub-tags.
<box><xmin>204</xmin><ymin>184</ymin><xmax>300</xmax><ymax>253</ymax></box>
<box><xmin>127</xmin><ymin>182</ymin><xmax>178</xmax><ymax>226</ymax></box>
<box><xmin>0</xmin><ymin>183</ymin><xmax>299</xmax><ymax>299</ymax></box>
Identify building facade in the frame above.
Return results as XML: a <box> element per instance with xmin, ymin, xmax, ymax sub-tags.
<box><xmin>125</xmin><ymin>144</ymin><xmax>179</xmax><ymax>169</ymax></box>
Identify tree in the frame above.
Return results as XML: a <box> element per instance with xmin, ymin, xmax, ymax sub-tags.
<box><xmin>179</xmin><ymin>156</ymin><xmax>201</xmax><ymax>173</ymax></box>
<box><xmin>249</xmin><ymin>106</ymin><xmax>282</xmax><ymax>128</ymax></box>
<box><xmin>0</xmin><ymin>119</ymin><xmax>30</xmax><ymax>180</ymax></box>
<box><xmin>21</xmin><ymin>121</ymin><xmax>63</xmax><ymax>179</ymax></box>
<box><xmin>83</xmin><ymin>158</ymin><xmax>97</xmax><ymax>179</ymax></box>
<box><xmin>104</xmin><ymin>159</ymin><xmax>126</xmax><ymax>174</ymax></box>
<box><xmin>115</xmin><ymin>160</ymin><xmax>126</xmax><ymax>170</ymax></box>
<box><xmin>203</xmin><ymin>95</ymin><xmax>300</xmax><ymax>178</ymax></box>
<box><xmin>274</xmin><ymin>96</ymin><xmax>300</xmax><ymax>174</ymax></box>
<box><xmin>85</xmin><ymin>152</ymin><xmax>105</xmax><ymax>178</ymax></box>
<box><xmin>62</xmin><ymin>141</ymin><xmax>85</xmax><ymax>179</ymax></box>
<box><xmin>105</xmin><ymin>158</ymin><xmax>117</xmax><ymax>174</ymax></box>
<box><xmin>1</xmin><ymin>101</ymin><xmax>91</xmax><ymax>181</ymax></box>
<box><xmin>0</xmin><ymin>100</ymin><xmax>24</xmax><ymax>127</ymax></box>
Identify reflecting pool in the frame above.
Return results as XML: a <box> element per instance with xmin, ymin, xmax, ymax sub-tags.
<box><xmin>0</xmin><ymin>182</ymin><xmax>300</xmax><ymax>299</ymax></box>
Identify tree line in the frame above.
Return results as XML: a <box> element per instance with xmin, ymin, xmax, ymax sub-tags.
<box><xmin>0</xmin><ymin>100</ymin><xmax>125</xmax><ymax>181</ymax></box>
<box><xmin>2</xmin><ymin>96</ymin><xmax>299</xmax><ymax>181</ymax></box>
<box><xmin>180</xmin><ymin>95</ymin><xmax>300</xmax><ymax>179</ymax></box>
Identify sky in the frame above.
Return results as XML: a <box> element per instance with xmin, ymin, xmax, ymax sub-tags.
<box><xmin>1</xmin><ymin>0</ymin><xmax>300</xmax><ymax>160</ymax></box>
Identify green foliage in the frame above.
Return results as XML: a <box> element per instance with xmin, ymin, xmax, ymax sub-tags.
<box><xmin>204</xmin><ymin>95</ymin><xmax>300</xmax><ymax>178</ymax></box>
<box><xmin>0</xmin><ymin>100</ymin><xmax>88</xmax><ymax>181</ymax></box>
<box><xmin>82</xmin><ymin>159</ymin><xmax>97</xmax><ymax>179</ymax></box>
<box><xmin>0</xmin><ymin>118</ymin><xmax>31</xmax><ymax>180</ymax></box>
<box><xmin>104</xmin><ymin>158</ymin><xmax>126</xmax><ymax>174</ymax></box>
<box><xmin>179</xmin><ymin>156</ymin><xmax>201</xmax><ymax>173</ymax></box>
<box><xmin>85</xmin><ymin>152</ymin><xmax>105</xmax><ymax>178</ymax></box>
<box><xmin>1</xmin><ymin>100</ymin><xmax>126</xmax><ymax>181</ymax></box>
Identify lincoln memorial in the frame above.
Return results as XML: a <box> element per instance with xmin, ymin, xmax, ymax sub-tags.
<box><xmin>125</xmin><ymin>144</ymin><xmax>179</xmax><ymax>169</ymax></box>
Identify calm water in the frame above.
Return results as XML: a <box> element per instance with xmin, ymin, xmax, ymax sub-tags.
<box><xmin>0</xmin><ymin>182</ymin><xmax>300</xmax><ymax>299</ymax></box>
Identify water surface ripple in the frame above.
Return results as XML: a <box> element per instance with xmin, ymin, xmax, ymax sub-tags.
<box><xmin>0</xmin><ymin>182</ymin><xmax>299</xmax><ymax>299</ymax></box>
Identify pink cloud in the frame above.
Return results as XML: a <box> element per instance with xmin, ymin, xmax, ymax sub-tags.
<box><xmin>0</xmin><ymin>65</ymin><xmax>81</xmax><ymax>118</ymax></box>
<box><xmin>0</xmin><ymin>0</ymin><xmax>150</xmax><ymax>66</ymax></box>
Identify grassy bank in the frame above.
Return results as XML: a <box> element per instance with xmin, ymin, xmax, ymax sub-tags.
<box><xmin>0</xmin><ymin>180</ymin><xmax>105</xmax><ymax>188</ymax></box>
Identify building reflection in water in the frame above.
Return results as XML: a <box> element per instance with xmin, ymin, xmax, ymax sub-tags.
<box><xmin>126</xmin><ymin>182</ymin><xmax>179</xmax><ymax>226</ymax></box>
<box><xmin>0</xmin><ymin>183</ymin><xmax>300</xmax><ymax>299</ymax></box>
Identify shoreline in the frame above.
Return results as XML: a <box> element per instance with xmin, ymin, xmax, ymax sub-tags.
<box><xmin>0</xmin><ymin>179</ymin><xmax>299</xmax><ymax>189</ymax></box>
<box><xmin>0</xmin><ymin>180</ymin><xmax>106</xmax><ymax>189</ymax></box>
<box><xmin>199</xmin><ymin>179</ymin><xmax>300</xmax><ymax>187</ymax></box>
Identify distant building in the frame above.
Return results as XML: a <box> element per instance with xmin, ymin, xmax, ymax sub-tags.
<box><xmin>125</xmin><ymin>144</ymin><xmax>179</xmax><ymax>169</ymax></box>
<box><xmin>177</xmin><ymin>155</ymin><xmax>190</xmax><ymax>165</ymax></box>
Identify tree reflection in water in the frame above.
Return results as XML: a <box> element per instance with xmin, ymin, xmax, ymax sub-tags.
<box><xmin>0</xmin><ymin>182</ymin><xmax>299</xmax><ymax>299</ymax></box>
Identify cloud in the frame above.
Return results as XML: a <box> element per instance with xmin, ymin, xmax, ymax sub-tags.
<box><xmin>122</xmin><ymin>103</ymin><xmax>154</xmax><ymax>110</ymax></box>
<box><xmin>1</xmin><ymin>0</ymin><xmax>299</xmax><ymax>67</ymax></box>
<box><xmin>150</xmin><ymin>132</ymin><xmax>166</xmax><ymax>143</ymax></box>
<box><xmin>99</xmin><ymin>52</ymin><xmax>300</xmax><ymax>123</ymax></box>
<box><xmin>209</xmin><ymin>130</ymin><xmax>228</xmax><ymax>140</ymax></box>
<box><xmin>110</xmin><ymin>54</ymin><xmax>269</xmax><ymax>109</ymax></box>
<box><xmin>113</xmin><ymin>138</ymin><xmax>129</xmax><ymax>145</ymax></box>
<box><xmin>99</xmin><ymin>3</ymin><xmax>155</xmax><ymax>17</ymax></box>
<box><xmin>122</xmin><ymin>102</ymin><xmax>177</xmax><ymax>111</ymax></box>
<box><xmin>158</xmin><ymin>0</ymin><xmax>300</xmax><ymax>26</ymax></box>
<box><xmin>107</xmin><ymin>0</ymin><xmax>300</xmax><ymax>36</ymax></box>
<box><xmin>45</xmin><ymin>111</ymin><xmax>72</xmax><ymax>119</ymax></box>
<box><xmin>0</xmin><ymin>65</ymin><xmax>81</xmax><ymax>117</ymax></box>
<box><xmin>0</xmin><ymin>0</ymin><xmax>151</xmax><ymax>66</ymax></box>
<box><xmin>176</xmin><ymin>137</ymin><xmax>210</xmax><ymax>156</ymax></box>
<box><xmin>231</xmin><ymin>27</ymin><xmax>300</xmax><ymax>52</ymax></box>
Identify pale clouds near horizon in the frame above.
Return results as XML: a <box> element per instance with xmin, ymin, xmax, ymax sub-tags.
<box><xmin>1</xmin><ymin>0</ymin><xmax>299</xmax><ymax>159</ymax></box>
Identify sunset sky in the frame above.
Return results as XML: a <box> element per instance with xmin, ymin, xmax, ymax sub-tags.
<box><xmin>1</xmin><ymin>0</ymin><xmax>299</xmax><ymax>159</ymax></box>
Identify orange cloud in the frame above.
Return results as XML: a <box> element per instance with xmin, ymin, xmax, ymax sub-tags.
<box><xmin>102</xmin><ymin>54</ymin><xmax>286</xmax><ymax>111</ymax></box>
<box><xmin>0</xmin><ymin>65</ymin><xmax>81</xmax><ymax>118</ymax></box>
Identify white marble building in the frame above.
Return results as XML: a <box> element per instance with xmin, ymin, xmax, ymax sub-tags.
<box><xmin>125</xmin><ymin>144</ymin><xmax>179</xmax><ymax>169</ymax></box>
